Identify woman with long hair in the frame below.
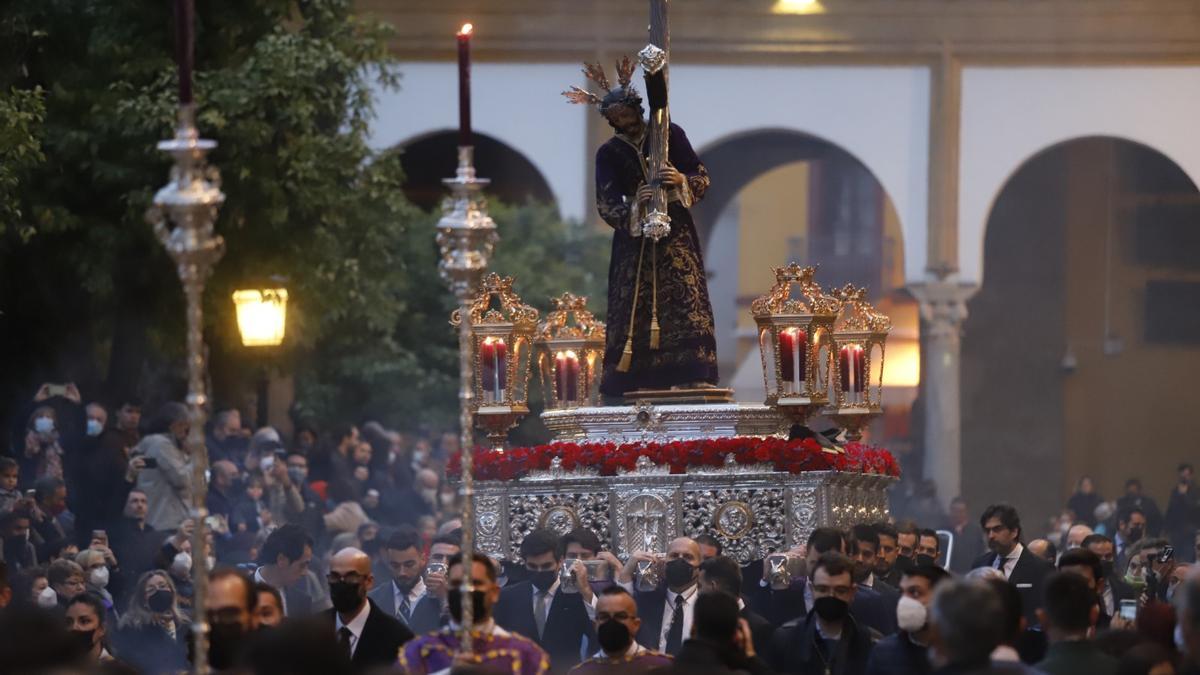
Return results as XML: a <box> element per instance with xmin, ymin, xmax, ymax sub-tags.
<box><xmin>66</xmin><ymin>591</ymin><xmax>119</xmax><ymax>663</ymax></box>
<box><xmin>112</xmin><ymin>570</ymin><xmax>189</xmax><ymax>674</ymax></box>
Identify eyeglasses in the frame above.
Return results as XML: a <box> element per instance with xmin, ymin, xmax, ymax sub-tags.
<box><xmin>327</xmin><ymin>572</ymin><xmax>365</xmax><ymax>585</ymax></box>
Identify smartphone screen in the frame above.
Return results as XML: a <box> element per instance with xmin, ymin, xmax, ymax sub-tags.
<box><xmin>1119</xmin><ymin>599</ymin><xmax>1137</xmax><ymax>621</ymax></box>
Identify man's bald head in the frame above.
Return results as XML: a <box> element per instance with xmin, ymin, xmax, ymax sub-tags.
<box><xmin>212</xmin><ymin>460</ymin><xmax>239</xmax><ymax>490</ymax></box>
<box><xmin>415</xmin><ymin>469</ymin><xmax>439</xmax><ymax>490</ymax></box>
<box><xmin>1067</xmin><ymin>524</ymin><xmax>1093</xmax><ymax>549</ymax></box>
<box><xmin>330</xmin><ymin>547</ymin><xmax>371</xmax><ymax>576</ymax></box>
<box><xmin>667</xmin><ymin>537</ymin><xmax>701</xmax><ymax>564</ymax></box>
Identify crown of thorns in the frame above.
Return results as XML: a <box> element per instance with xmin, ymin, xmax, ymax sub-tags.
<box><xmin>562</xmin><ymin>56</ymin><xmax>642</xmax><ymax>115</ymax></box>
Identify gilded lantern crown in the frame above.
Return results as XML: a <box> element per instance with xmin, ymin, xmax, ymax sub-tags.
<box><xmin>831</xmin><ymin>284</ymin><xmax>892</xmax><ymax>334</ymax></box>
<box><xmin>751</xmin><ymin>264</ymin><xmax>842</xmax><ymax>318</ymax></box>
<box><xmin>538</xmin><ymin>292</ymin><xmax>605</xmax><ymax>342</ymax></box>
<box><xmin>453</xmin><ymin>273</ymin><xmax>540</xmax><ymax>331</ymax></box>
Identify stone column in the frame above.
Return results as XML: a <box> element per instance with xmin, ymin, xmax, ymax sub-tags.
<box><xmin>908</xmin><ymin>279</ymin><xmax>977</xmax><ymax>505</ymax></box>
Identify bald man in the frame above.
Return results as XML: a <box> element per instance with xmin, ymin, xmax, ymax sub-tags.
<box><xmin>322</xmin><ymin>547</ymin><xmax>413</xmax><ymax>671</ymax></box>
<box><xmin>1067</xmin><ymin>524</ymin><xmax>1094</xmax><ymax>550</ymax></box>
<box><xmin>617</xmin><ymin>537</ymin><xmax>702</xmax><ymax>655</ymax></box>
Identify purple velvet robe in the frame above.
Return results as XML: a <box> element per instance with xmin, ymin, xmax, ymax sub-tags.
<box><xmin>594</xmin><ymin>122</ymin><xmax>719</xmax><ymax>397</ymax></box>
<box><xmin>399</xmin><ymin>625</ymin><xmax>550</xmax><ymax>675</ymax></box>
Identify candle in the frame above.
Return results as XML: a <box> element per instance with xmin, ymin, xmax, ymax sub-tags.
<box><xmin>174</xmin><ymin>0</ymin><xmax>194</xmax><ymax>105</ymax></box>
<box><xmin>457</xmin><ymin>23</ymin><xmax>473</xmax><ymax>147</ymax></box>
<box><xmin>778</xmin><ymin>328</ymin><xmax>807</xmax><ymax>394</ymax></box>
<box><xmin>480</xmin><ymin>337</ymin><xmax>507</xmax><ymax>402</ymax></box>
<box><xmin>555</xmin><ymin>351</ymin><xmax>580</xmax><ymax>404</ymax></box>
<box><xmin>839</xmin><ymin>345</ymin><xmax>867</xmax><ymax>397</ymax></box>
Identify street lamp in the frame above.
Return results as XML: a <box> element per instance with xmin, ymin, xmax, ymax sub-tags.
<box><xmin>232</xmin><ymin>285</ymin><xmax>288</xmax><ymax>427</ymax></box>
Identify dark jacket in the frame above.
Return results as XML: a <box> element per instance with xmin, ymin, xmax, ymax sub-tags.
<box><xmin>971</xmin><ymin>547</ymin><xmax>1053</xmax><ymax>623</ymax></box>
<box><xmin>1035</xmin><ymin>640</ymin><xmax>1117</xmax><ymax>675</ymax></box>
<box><xmin>367</xmin><ymin>580</ymin><xmax>445</xmax><ymax>635</ymax></box>
<box><xmin>494</xmin><ymin>580</ymin><xmax>595</xmax><ymax>670</ymax></box>
<box><xmin>112</xmin><ymin>621</ymin><xmax>190</xmax><ymax>675</ymax></box>
<box><xmin>321</xmin><ymin>598</ymin><xmax>414</xmax><ymax>671</ymax></box>
<box><xmin>671</xmin><ymin>637</ymin><xmax>777</xmax><ymax>675</ymax></box>
<box><xmin>864</xmin><ymin>631</ymin><xmax>930</xmax><ymax>675</ymax></box>
<box><xmin>770</xmin><ymin>610</ymin><xmax>877</xmax><ymax>675</ymax></box>
<box><xmin>742</xmin><ymin>605</ymin><xmax>776</xmax><ymax>660</ymax></box>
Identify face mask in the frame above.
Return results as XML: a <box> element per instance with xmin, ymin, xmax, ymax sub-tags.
<box><xmin>90</xmin><ymin>566</ymin><xmax>110</xmax><ymax>589</ymax></box>
<box><xmin>329</xmin><ymin>581</ymin><xmax>364</xmax><ymax>614</ymax></box>
<box><xmin>420</xmin><ymin>489</ymin><xmax>438</xmax><ymax>505</ymax></box>
<box><xmin>448</xmin><ymin>588</ymin><xmax>489</xmax><ymax>625</ymax></box>
<box><xmin>1125</xmin><ymin>573</ymin><xmax>1147</xmax><ymax>594</ymax></box>
<box><xmin>413</xmin><ymin>450</ymin><xmax>428</xmax><ymax>464</ymax></box>
<box><xmin>38</xmin><ymin>586</ymin><xmax>59</xmax><ymax>609</ymax></box>
<box><xmin>1101</xmin><ymin>561</ymin><xmax>1115</xmax><ymax>579</ymax></box>
<box><xmin>814</xmin><ymin>596</ymin><xmax>850</xmax><ymax>622</ymax></box>
<box><xmin>171</xmin><ymin>552</ymin><xmax>192</xmax><ymax>578</ymax></box>
<box><xmin>665</xmin><ymin>559</ymin><xmax>696</xmax><ymax>588</ymax></box>
<box><xmin>86</xmin><ymin>419</ymin><xmax>103</xmax><ymax>437</ymax></box>
<box><xmin>72</xmin><ymin>628</ymin><xmax>96</xmax><ymax>653</ymax></box>
<box><xmin>1128</xmin><ymin>526</ymin><xmax>1144</xmax><ymax>542</ymax></box>
<box><xmin>148</xmin><ymin>588</ymin><xmax>175</xmax><ymax>613</ymax></box>
<box><xmin>287</xmin><ymin>467</ymin><xmax>307</xmax><ymax>485</ymax></box>
<box><xmin>208</xmin><ymin>621</ymin><xmax>246</xmax><ymax>670</ymax></box>
<box><xmin>528</xmin><ymin>569</ymin><xmax>557</xmax><ymax>592</ymax></box>
<box><xmin>896</xmin><ymin>595</ymin><xmax>927</xmax><ymax>633</ymax></box>
<box><xmin>34</xmin><ymin>416</ymin><xmax>55</xmax><ymax>434</ymax></box>
<box><xmin>915</xmin><ymin>554</ymin><xmax>937</xmax><ymax>568</ymax></box>
<box><xmin>441</xmin><ymin>493</ymin><xmax>457</xmax><ymax>508</ymax></box>
<box><xmin>893</xmin><ymin>555</ymin><xmax>915</xmax><ymax>575</ymax></box>
<box><xmin>597</xmin><ymin>619</ymin><xmax>633</xmax><ymax>654</ymax></box>
<box><xmin>207</xmin><ymin>555</ymin><xmax>217</xmax><ymax>571</ymax></box>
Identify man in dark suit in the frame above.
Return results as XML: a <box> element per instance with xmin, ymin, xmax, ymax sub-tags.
<box><xmin>1082</xmin><ymin>533</ymin><xmax>1136</xmax><ymax>623</ymax></box>
<box><xmin>971</xmin><ymin>503</ymin><xmax>1054</xmax><ymax>624</ymax></box>
<box><xmin>1035</xmin><ymin>573</ymin><xmax>1118</xmax><ymax>675</ymax></box>
<box><xmin>616</xmin><ymin>536</ymin><xmax>703</xmax><ymax>656</ymax></box>
<box><xmin>865</xmin><ymin>563</ymin><xmax>950</xmax><ymax>675</ymax></box>
<box><xmin>770</xmin><ymin>552</ymin><xmax>877</xmax><ymax>675</ymax></box>
<box><xmin>494</xmin><ymin>529</ymin><xmax>595</xmax><ymax>671</ymax></box>
<box><xmin>947</xmin><ymin>497</ymin><xmax>986</xmax><ymax>574</ymax></box>
<box><xmin>1056</xmin><ymin>548</ymin><xmax>1113</xmax><ymax>627</ymax></box>
<box><xmin>368</xmin><ymin>527</ymin><xmax>444</xmax><ymax>635</ymax></box>
<box><xmin>323</xmin><ymin>547</ymin><xmax>413</xmax><ymax>672</ymax></box>
<box><xmin>699</xmin><ymin>555</ymin><xmax>774</xmax><ymax>656</ymax></box>
<box><xmin>851</xmin><ymin>524</ymin><xmax>900</xmax><ymax>635</ymax></box>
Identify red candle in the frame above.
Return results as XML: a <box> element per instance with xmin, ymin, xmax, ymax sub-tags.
<box><xmin>480</xmin><ymin>337</ymin><xmax>506</xmax><ymax>401</ymax></box>
<box><xmin>778</xmin><ymin>328</ymin><xmax>807</xmax><ymax>393</ymax></box>
<box><xmin>555</xmin><ymin>351</ymin><xmax>580</xmax><ymax>403</ymax></box>
<box><xmin>839</xmin><ymin>345</ymin><xmax>866</xmax><ymax>395</ymax></box>
<box><xmin>174</xmin><ymin>0</ymin><xmax>194</xmax><ymax>105</ymax></box>
<box><xmin>456</xmin><ymin>23</ymin><xmax>473</xmax><ymax>147</ymax></box>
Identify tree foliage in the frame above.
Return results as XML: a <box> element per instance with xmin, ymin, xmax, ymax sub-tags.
<box><xmin>0</xmin><ymin>1</ymin><xmax>612</xmax><ymax>436</ymax></box>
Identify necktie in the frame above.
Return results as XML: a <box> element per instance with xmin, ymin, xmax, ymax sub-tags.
<box><xmin>665</xmin><ymin>594</ymin><xmax>685</xmax><ymax>654</ymax></box>
<box><xmin>398</xmin><ymin>595</ymin><xmax>411</xmax><ymax>621</ymax></box>
<box><xmin>534</xmin><ymin>591</ymin><xmax>549</xmax><ymax>639</ymax></box>
<box><xmin>338</xmin><ymin>626</ymin><xmax>353</xmax><ymax>660</ymax></box>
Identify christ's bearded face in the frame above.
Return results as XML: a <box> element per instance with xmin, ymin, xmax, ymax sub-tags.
<box><xmin>605</xmin><ymin>105</ymin><xmax>645</xmax><ymax>137</ymax></box>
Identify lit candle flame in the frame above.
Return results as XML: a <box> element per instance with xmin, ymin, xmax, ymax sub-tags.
<box><xmin>459</xmin><ymin>23</ymin><xmax>473</xmax><ymax>36</ymax></box>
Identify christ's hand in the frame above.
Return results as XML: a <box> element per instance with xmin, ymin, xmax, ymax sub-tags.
<box><xmin>637</xmin><ymin>184</ymin><xmax>653</xmax><ymax>205</ymax></box>
<box><xmin>657</xmin><ymin>167</ymin><xmax>684</xmax><ymax>187</ymax></box>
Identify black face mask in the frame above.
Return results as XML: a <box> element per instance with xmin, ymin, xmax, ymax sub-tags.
<box><xmin>813</xmin><ymin>596</ymin><xmax>849</xmax><ymax>622</ymax></box>
<box><xmin>1128</xmin><ymin>526</ymin><xmax>1144</xmax><ymax>543</ymax></box>
<box><xmin>71</xmin><ymin>629</ymin><xmax>96</xmax><ymax>654</ymax></box>
<box><xmin>597</xmin><ymin>620</ymin><xmax>633</xmax><ymax>654</ymax></box>
<box><xmin>665</xmin><ymin>559</ymin><xmax>696</xmax><ymax>588</ymax></box>
<box><xmin>528</xmin><ymin>569</ymin><xmax>557</xmax><ymax>593</ymax></box>
<box><xmin>1101</xmin><ymin>560</ymin><xmax>1115</xmax><ymax>579</ymax></box>
<box><xmin>448</xmin><ymin>588</ymin><xmax>489</xmax><ymax>624</ymax></box>
<box><xmin>329</xmin><ymin>581</ymin><xmax>364</xmax><ymax>614</ymax></box>
<box><xmin>915</xmin><ymin>554</ymin><xmax>937</xmax><ymax>568</ymax></box>
<box><xmin>147</xmin><ymin>589</ymin><xmax>175</xmax><ymax>613</ymax></box>
<box><xmin>208</xmin><ymin>622</ymin><xmax>246</xmax><ymax>670</ymax></box>
<box><xmin>893</xmin><ymin>555</ymin><xmax>915</xmax><ymax>575</ymax></box>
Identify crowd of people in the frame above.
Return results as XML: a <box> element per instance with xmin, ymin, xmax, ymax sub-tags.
<box><xmin>1</xmin><ymin>384</ymin><xmax>1199</xmax><ymax>675</ymax></box>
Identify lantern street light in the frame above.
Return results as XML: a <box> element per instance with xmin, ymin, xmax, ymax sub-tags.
<box><xmin>452</xmin><ymin>273</ymin><xmax>538</xmax><ymax>450</ymax></box>
<box><xmin>751</xmin><ymin>264</ymin><xmax>842</xmax><ymax>428</ymax></box>
<box><xmin>233</xmin><ymin>285</ymin><xmax>288</xmax><ymax>426</ymax></box>
<box><xmin>535</xmin><ymin>293</ymin><xmax>606</xmax><ymax>410</ymax></box>
<box><xmin>824</xmin><ymin>284</ymin><xmax>891</xmax><ymax>442</ymax></box>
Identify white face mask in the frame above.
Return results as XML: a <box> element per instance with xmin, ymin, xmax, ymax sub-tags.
<box><xmin>86</xmin><ymin>419</ymin><xmax>104</xmax><ymax>437</ymax></box>
<box><xmin>38</xmin><ymin>586</ymin><xmax>58</xmax><ymax>608</ymax></box>
<box><xmin>171</xmin><ymin>552</ymin><xmax>193</xmax><ymax>577</ymax></box>
<box><xmin>90</xmin><ymin>566</ymin><xmax>110</xmax><ymax>589</ymax></box>
<box><xmin>34</xmin><ymin>416</ymin><xmax>55</xmax><ymax>434</ymax></box>
<box><xmin>896</xmin><ymin>594</ymin><xmax>928</xmax><ymax>633</ymax></box>
<box><xmin>420</xmin><ymin>489</ymin><xmax>438</xmax><ymax>504</ymax></box>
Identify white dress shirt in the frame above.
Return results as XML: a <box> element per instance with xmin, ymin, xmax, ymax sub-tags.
<box><xmin>394</xmin><ymin>578</ymin><xmax>427</xmax><ymax>620</ymax></box>
<box><xmin>993</xmin><ymin>543</ymin><xmax>1024</xmax><ymax>580</ymax></box>
<box><xmin>336</xmin><ymin>601</ymin><xmax>372</xmax><ymax>658</ymax></box>
<box><xmin>658</xmin><ymin>584</ymin><xmax>698</xmax><ymax>652</ymax></box>
<box><xmin>254</xmin><ymin>567</ymin><xmax>288</xmax><ymax>616</ymax></box>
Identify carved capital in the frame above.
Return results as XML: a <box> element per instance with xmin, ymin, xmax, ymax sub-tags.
<box><xmin>907</xmin><ymin>280</ymin><xmax>978</xmax><ymax>340</ymax></box>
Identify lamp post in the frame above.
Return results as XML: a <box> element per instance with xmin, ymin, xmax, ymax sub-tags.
<box><xmin>145</xmin><ymin>102</ymin><xmax>225</xmax><ymax>675</ymax></box>
<box><xmin>232</xmin><ymin>285</ymin><xmax>288</xmax><ymax>426</ymax></box>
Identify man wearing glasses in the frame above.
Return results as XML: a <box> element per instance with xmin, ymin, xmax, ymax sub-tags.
<box><xmin>569</xmin><ymin>586</ymin><xmax>671</xmax><ymax>674</ymax></box>
<box><xmin>323</xmin><ymin>547</ymin><xmax>413</xmax><ymax>672</ymax></box>
<box><xmin>770</xmin><ymin>552</ymin><xmax>878</xmax><ymax>675</ymax></box>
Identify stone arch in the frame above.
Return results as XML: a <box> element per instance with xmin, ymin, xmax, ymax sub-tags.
<box><xmin>392</xmin><ymin>130</ymin><xmax>557</xmax><ymax>212</ymax></box>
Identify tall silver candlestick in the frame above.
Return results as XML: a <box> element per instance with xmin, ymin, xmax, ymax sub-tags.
<box><xmin>436</xmin><ymin>145</ymin><xmax>497</xmax><ymax>649</ymax></box>
<box><xmin>145</xmin><ymin>103</ymin><xmax>225</xmax><ymax>675</ymax></box>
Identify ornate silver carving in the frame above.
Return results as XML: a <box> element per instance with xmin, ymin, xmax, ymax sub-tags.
<box><xmin>789</xmin><ymin>486</ymin><xmax>820</xmax><ymax>548</ymax></box>
<box><xmin>638</xmin><ymin>44</ymin><xmax>668</xmax><ymax>74</ymax></box>
<box><xmin>507</xmin><ymin>492</ymin><xmax>610</xmax><ymax>560</ymax></box>
<box><xmin>541</xmin><ymin>403</ymin><xmax>786</xmax><ymax>443</ymax></box>
<box><xmin>681</xmin><ymin>488</ymin><xmax>785</xmax><ymax>563</ymax></box>
<box><xmin>527</xmin><ymin>456</ymin><xmax>600</xmax><ymax>481</ymax></box>
<box><xmin>473</xmin><ymin>494</ymin><xmax>505</xmax><ymax>557</ymax></box>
